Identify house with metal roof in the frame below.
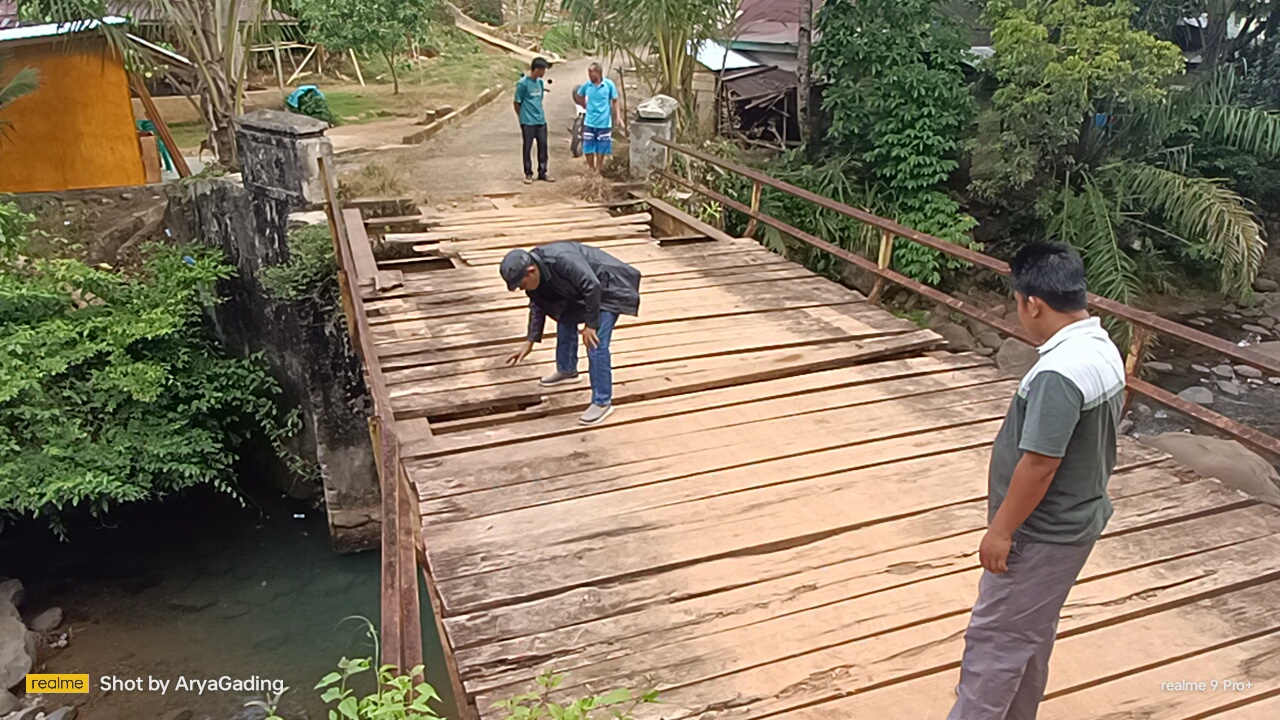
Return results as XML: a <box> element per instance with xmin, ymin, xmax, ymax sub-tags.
<box><xmin>0</xmin><ymin>17</ymin><xmax>163</xmax><ymax>191</ymax></box>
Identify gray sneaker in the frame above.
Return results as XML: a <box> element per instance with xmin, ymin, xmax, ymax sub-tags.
<box><xmin>540</xmin><ymin>370</ymin><xmax>581</xmax><ymax>386</ymax></box>
<box><xmin>579</xmin><ymin>404</ymin><xmax>615</xmax><ymax>426</ymax></box>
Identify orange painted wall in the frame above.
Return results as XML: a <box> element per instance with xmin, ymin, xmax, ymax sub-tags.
<box><xmin>0</xmin><ymin>37</ymin><xmax>145</xmax><ymax>193</ymax></box>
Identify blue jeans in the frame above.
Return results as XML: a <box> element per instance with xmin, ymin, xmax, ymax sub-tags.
<box><xmin>556</xmin><ymin>310</ymin><xmax>618</xmax><ymax>407</ymax></box>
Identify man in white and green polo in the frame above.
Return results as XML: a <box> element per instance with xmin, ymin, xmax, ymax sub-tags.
<box><xmin>948</xmin><ymin>243</ymin><xmax>1126</xmax><ymax>720</ymax></box>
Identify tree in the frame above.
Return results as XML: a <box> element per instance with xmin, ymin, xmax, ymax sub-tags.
<box><xmin>810</xmin><ymin>0</ymin><xmax>980</xmax><ymax>284</ymax></box>
<box><xmin>0</xmin><ymin>56</ymin><xmax>39</xmax><ymax>142</ymax></box>
<box><xmin>981</xmin><ymin>0</ymin><xmax>1275</xmax><ymax>302</ymax></box>
<box><xmin>797</xmin><ymin>0</ymin><xmax>814</xmax><ymax>145</ymax></box>
<box><xmin>561</xmin><ymin>0</ymin><xmax>735</xmax><ymax>120</ymax></box>
<box><xmin>34</xmin><ymin>0</ymin><xmax>275</xmax><ymax>167</ymax></box>
<box><xmin>297</xmin><ymin>0</ymin><xmax>440</xmax><ymax>95</ymax></box>
<box><xmin>1136</xmin><ymin>1</ymin><xmax>1280</xmax><ymax>68</ymax></box>
<box><xmin>0</xmin><ymin>203</ymin><xmax>299</xmax><ymax>533</ymax></box>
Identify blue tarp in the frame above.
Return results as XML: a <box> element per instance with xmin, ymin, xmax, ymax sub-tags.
<box><xmin>286</xmin><ymin>85</ymin><xmax>324</xmax><ymax>110</ymax></box>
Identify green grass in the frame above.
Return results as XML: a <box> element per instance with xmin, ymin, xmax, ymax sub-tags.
<box><xmin>324</xmin><ymin>91</ymin><xmax>392</xmax><ymax>124</ymax></box>
<box><xmin>167</xmin><ymin>121</ymin><xmax>207</xmax><ymax>151</ymax></box>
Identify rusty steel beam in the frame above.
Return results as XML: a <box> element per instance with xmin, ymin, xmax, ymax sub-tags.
<box><xmin>658</xmin><ymin>169</ymin><xmax>1280</xmax><ymax>460</ymax></box>
<box><xmin>657</xmin><ymin>170</ymin><xmax>1036</xmax><ymax>346</ymax></box>
<box><xmin>655</xmin><ymin>138</ymin><xmax>1280</xmax><ymax>379</ymax></box>
<box><xmin>321</xmin><ymin>158</ymin><xmax>431</xmax><ymax>678</ymax></box>
<box><xmin>1126</xmin><ymin>377</ymin><xmax>1280</xmax><ymax>459</ymax></box>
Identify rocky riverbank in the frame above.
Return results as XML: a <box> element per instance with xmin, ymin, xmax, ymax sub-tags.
<box><xmin>1</xmin><ymin>579</ymin><xmax>73</xmax><ymax>720</ymax></box>
<box><xmin>883</xmin><ymin>281</ymin><xmax>1280</xmax><ymax>506</ymax></box>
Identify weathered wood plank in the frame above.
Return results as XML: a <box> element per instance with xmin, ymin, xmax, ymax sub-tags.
<box><xmin>391</xmin><ymin>330</ymin><xmax>942</xmax><ymax>419</ymax></box>
<box><xmin>431</xmin><ymin>434</ymin><xmax>1193</xmax><ymax>618</ymax></box>
<box><xmin>453</xmin><ymin>463</ymin><xmax>1237</xmax><ymax>692</ymax></box>
<box><xmin>380</xmin><ymin>303</ymin><xmax>909</xmax><ymax>374</ymax></box>
<box><xmin>384</xmin><ymin>314</ymin><xmax>918</xmax><ymax>392</ymax></box>
<box><xmin>418</xmin><ymin>380</ymin><xmax>1015</xmax><ymax>531</ymax></box>
<box><xmin>369</xmin><ymin>295</ymin><xmax>871</xmax><ymax>348</ymax></box>
<box><xmin>1200</xmin><ymin>694</ymin><xmax>1280</xmax><ymax>719</ymax></box>
<box><xmin>367</xmin><ymin>275</ymin><xmax>861</xmax><ymax>328</ymax></box>
<box><xmin>374</xmin><ymin>300</ymin><xmax>885</xmax><ymax>360</ymax></box>
<box><xmin>468</xmin><ymin>487</ymin><xmax>1270</xmax><ymax>710</ymax></box>
<box><xmin>383</xmin><ymin>251</ymin><xmax>792</xmax><ymax>299</ymax></box>
<box><xmin>367</xmin><ymin>265</ymin><xmax>819</xmax><ymax>318</ymax></box>
<box><xmin>770</xmin><ymin>552</ymin><xmax>1280</xmax><ymax>720</ymax></box>
<box><xmin>440</xmin><ymin>443</ymin><xmax>1168</xmax><ymax>661</ymax></box>
<box><xmin>412</xmin><ymin>355</ymin><xmax>996</xmax><ymax>453</ymax></box>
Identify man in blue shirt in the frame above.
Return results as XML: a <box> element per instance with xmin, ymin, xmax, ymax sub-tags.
<box><xmin>514</xmin><ymin>57</ymin><xmax>554</xmax><ymax>184</ymax></box>
<box><xmin>574</xmin><ymin>62</ymin><xmax>625</xmax><ymax>173</ymax></box>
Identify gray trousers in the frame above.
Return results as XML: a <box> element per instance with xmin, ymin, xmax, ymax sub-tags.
<box><xmin>947</xmin><ymin>539</ymin><xmax>1096</xmax><ymax>720</ymax></box>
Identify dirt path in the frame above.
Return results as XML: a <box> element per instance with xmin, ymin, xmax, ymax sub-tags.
<box><xmin>340</xmin><ymin>57</ymin><xmax>604</xmax><ymax>207</ymax></box>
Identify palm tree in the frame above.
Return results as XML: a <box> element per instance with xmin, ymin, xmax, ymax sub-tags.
<box><xmin>34</xmin><ymin>0</ymin><xmax>275</xmax><ymax>167</ymax></box>
<box><xmin>1049</xmin><ymin>69</ymin><xmax>1278</xmax><ymax>304</ymax></box>
<box><xmin>0</xmin><ymin>56</ymin><xmax>39</xmax><ymax>142</ymax></box>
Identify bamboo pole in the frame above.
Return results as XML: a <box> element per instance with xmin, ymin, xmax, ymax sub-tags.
<box><xmin>287</xmin><ymin>45</ymin><xmax>318</xmax><ymax>84</ymax></box>
<box><xmin>868</xmin><ymin>229</ymin><xmax>895</xmax><ymax>305</ymax></box>
<box><xmin>129</xmin><ymin>73</ymin><xmax>192</xmax><ymax>178</ymax></box>
<box><xmin>744</xmin><ymin>180</ymin><xmax>763</xmax><ymax>237</ymax></box>
<box><xmin>350</xmin><ymin>49</ymin><xmax>366</xmax><ymax>87</ymax></box>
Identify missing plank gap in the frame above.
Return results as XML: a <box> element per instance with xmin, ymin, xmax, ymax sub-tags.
<box><xmin>378</xmin><ymin>256</ymin><xmax>457</xmax><ymax>273</ymax></box>
<box><xmin>416</xmin><ymin>397</ymin><xmax>547</xmax><ymax>424</ymax></box>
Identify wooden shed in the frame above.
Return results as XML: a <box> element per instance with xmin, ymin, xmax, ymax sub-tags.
<box><xmin>0</xmin><ymin>18</ymin><xmax>147</xmax><ymax>193</ymax></box>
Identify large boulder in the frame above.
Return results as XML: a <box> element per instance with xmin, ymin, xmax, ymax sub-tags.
<box><xmin>935</xmin><ymin>322</ymin><xmax>977</xmax><ymax>351</ymax></box>
<box><xmin>1177</xmin><ymin>386</ymin><xmax>1215</xmax><ymax>405</ymax></box>
<box><xmin>996</xmin><ymin>338</ymin><xmax>1039</xmax><ymax>378</ymax></box>
<box><xmin>27</xmin><ymin>608</ymin><xmax>62</xmax><ymax>633</ymax></box>
<box><xmin>0</xmin><ymin>688</ymin><xmax>19</xmax><ymax>714</ymax></box>
<box><xmin>1141</xmin><ymin>433</ymin><xmax>1280</xmax><ymax>506</ymax></box>
<box><xmin>0</xmin><ymin>603</ymin><xmax>35</xmax><ymax>691</ymax></box>
<box><xmin>0</xmin><ymin>580</ymin><xmax>23</xmax><ymax>609</ymax></box>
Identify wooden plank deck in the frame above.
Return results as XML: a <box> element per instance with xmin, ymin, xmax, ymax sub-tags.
<box><xmin>359</xmin><ymin>203</ymin><xmax>1280</xmax><ymax>720</ymax></box>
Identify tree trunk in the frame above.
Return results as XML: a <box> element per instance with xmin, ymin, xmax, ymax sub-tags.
<box><xmin>797</xmin><ymin>0</ymin><xmax>814</xmax><ymax>146</ymax></box>
<box><xmin>384</xmin><ymin>51</ymin><xmax>401</xmax><ymax>95</ymax></box>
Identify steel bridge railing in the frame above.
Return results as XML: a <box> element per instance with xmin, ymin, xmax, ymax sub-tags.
<box><xmin>654</xmin><ymin>137</ymin><xmax>1280</xmax><ymax>460</ymax></box>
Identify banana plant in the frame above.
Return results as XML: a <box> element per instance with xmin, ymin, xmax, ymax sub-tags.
<box><xmin>31</xmin><ymin>0</ymin><xmax>276</xmax><ymax>167</ymax></box>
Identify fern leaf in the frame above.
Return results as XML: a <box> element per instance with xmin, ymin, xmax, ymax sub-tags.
<box><xmin>1199</xmin><ymin>103</ymin><xmax>1280</xmax><ymax>159</ymax></box>
<box><xmin>1047</xmin><ymin>178</ymin><xmax>1140</xmax><ymax>305</ymax></box>
<box><xmin>1112</xmin><ymin>162</ymin><xmax>1266</xmax><ymax>297</ymax></box>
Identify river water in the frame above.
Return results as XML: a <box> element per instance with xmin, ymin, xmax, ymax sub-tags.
<box><xmin>1</xmin><ymin>477</ymin><xmax>458</xmax><ymax>720</ymax></box>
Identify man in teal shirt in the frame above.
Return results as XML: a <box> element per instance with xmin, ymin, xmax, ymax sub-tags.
<box><xmin>574</xmin><ymin>62</ymin><xmax>624</xmax><ymax>173</ymax></box>
<box><xmin>514</xmin><ymin>57</ymin><xmax>553</xmax><ymax>184</ymax></box>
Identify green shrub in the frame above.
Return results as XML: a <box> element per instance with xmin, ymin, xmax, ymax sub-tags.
<box><xmin>0</xmin><ymin>203</ymin><xmax>299</xmax><ymax>533</ymax></box>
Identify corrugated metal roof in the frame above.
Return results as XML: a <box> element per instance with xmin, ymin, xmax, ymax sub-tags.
<box><xmin>0</xmin><ymin>15</ymin><xmax>127</xmax><ymax>43</ymax></box>
<box><xmin>0</xmin><ymin>1</ymin><xmax>295</xmax><ymax>25</ymax></box>
<box><xmin>722</xmin><ymin>66</ymin><xmax>797</xmax><ymax>101</ymax></box>
<box><xmin>734</xmin><ymin>0</ymin><xmax>826</xmax><ymax>47</ymax></box>
<box><xmin>694</xmin><ymin>40</ymin><xmax>761</xmax><ymax>71</ymax></box>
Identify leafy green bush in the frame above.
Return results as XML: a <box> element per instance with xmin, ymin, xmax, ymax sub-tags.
<box><xmin>541</xmin><ymin>24</ymin><xmax>593</xmax><ymax>56</ymax></box>
<box><xmin>494</xmin><ymin>670</ymin><xmax>658</xmax><ymax>720</ymax></box>
<box><xmin>261</xmin><ymin>224</ymin><xmax>339</xmax><ymax>305</ymax></box>
<box><xmin>459</xmin><ymin>0</ymin><xmax>503</xmax><ymax>26</ymax></box>
<box><xmin>293</xmin><ymin>89</ymin><xmax>339</xmax><ymax>126</ymax></box>
<box><xmin>0</xmin><ymin>203</ymin><xmax>299</xmax><ymax>532</ymax></box>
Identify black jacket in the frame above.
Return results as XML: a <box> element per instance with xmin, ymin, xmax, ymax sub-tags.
<box><xmin>525</xmin><ymin>242</ymin><xmax>642</xmax><ymax>342</ymax></box>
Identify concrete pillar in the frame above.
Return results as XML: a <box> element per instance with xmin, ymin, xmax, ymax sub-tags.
<box><xmin>171</xmin><ymin>110</ymin><xmax>381</xmax><ymax>553</ymax></box>
<box><xmin>237</xmin><ymin>110</ymin><xmax>332</xmax><ymax>206</ymax></box>
<box><xmin>630</xmin><ymin>95</ymin><xmax>677</xmax><ymax>180</ymax></box>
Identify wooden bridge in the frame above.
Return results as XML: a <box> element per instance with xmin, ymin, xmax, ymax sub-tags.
<box><xmin>321</xmin><ymin>156</ymin><xmax>1280</xmax><ymax>720</ymax></box>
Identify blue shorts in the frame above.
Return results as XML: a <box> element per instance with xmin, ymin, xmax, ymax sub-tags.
<box><xmin>583</xmin><ymin>125</ymin><xmax>612</xmax><ymax>156</ymax></box>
